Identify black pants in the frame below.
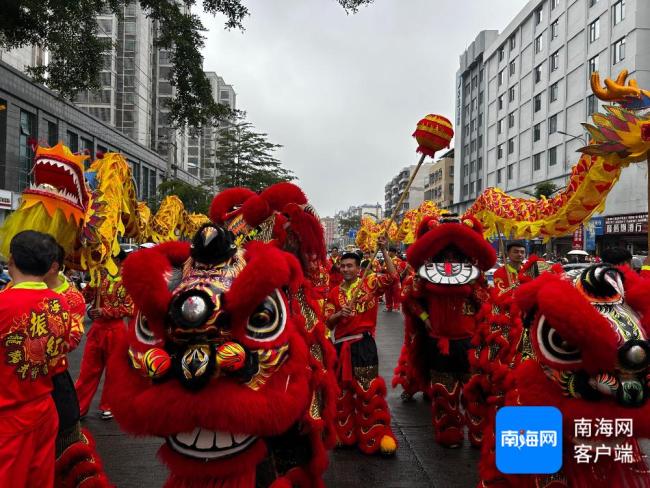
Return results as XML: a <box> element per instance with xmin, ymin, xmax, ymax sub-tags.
<box><xmin>425</xmin><ymin>336</ymin><xmax>472</xmax><ymax>374</ymax></box>
<box><xmin>335</xmin><ymin>332</ymin><xmax>378</xmax><ymax>369</ymax></box>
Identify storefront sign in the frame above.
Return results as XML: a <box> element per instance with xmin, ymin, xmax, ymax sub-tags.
<box><xmin>591</xmin><ymin>217</ymin><xmax>604</xmax><ymax>236</ymax></box>
<box><xmin>604</xmin><ymin>213</ymin><xmax>648</xmax><ymax>235</ymax></box>
<box><xmin>572</xmin><ymin>224</ymin><xmax>584</xmax><ymax>250</ymax></box>
<box><xmin>0</xmin><ymin>190</ymin><xmax>13</xmax><ymax>210</ymax></box>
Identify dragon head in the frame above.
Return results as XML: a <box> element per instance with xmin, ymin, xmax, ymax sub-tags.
<box><xmin>24</xmin><ymin>143</ymin><xmax>90</xmax><ymax>218</ymax></box>
<box><xmin>107</xmin><ymin>226</ymin><xmax>326</xmax><ymax>485</ymax></box>
<box><xmin>511</xmin><ymin>264</ymin><xmax>650</xmax><ymax>435</ymax></box>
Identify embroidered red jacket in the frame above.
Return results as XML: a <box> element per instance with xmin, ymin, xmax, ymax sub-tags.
<box><xmin>324</xmin><ymin>272</ymin><xmax>395</xmax><ymax>340</ymax></box>
<box><xmin>83</xmin><ymin>272</ymin><xmax>134</xmax><ymax>321</ymax></box>
<box><xmin>493</xmin><ymin>263</ymin><xmax>520</xmax><ymax>296</ymax></box>
<box><xmin>0</xmin><ymin>282</ymin><xmax>71</xmax><ymax>433</ymax></box>
<box><xmin>51</xmin><ymin>274</ymin><xmax>86</xmax><ymax>374</ymax></box>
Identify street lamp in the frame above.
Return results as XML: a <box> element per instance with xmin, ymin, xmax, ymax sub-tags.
<box><xmin>557</xmin><ymin>130</ymin><xmax>588</xmax><ymax>146</ymax></box>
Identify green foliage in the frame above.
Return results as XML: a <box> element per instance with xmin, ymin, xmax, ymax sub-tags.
<box><xmin>534</xmin><ymin>181</ymin><xmax>559</xmax><ymax>199</ymax></box>
<box><xmin>0</xmin><ymin>0</ymin><xmax>372</xmax><ymax>129</ymax></box>
<box><xmin>212</xmin><ymin>115</ymin><xmax>293</xmax><ymax>192</ymax></box>
<box><xmin>338</xmin><ymin>215</ymin><xmax>361</xmax><ymax>235</ymax></box>
<box><xmin>158</xmin><ymin>178</ymin><xmax>212</xmax><ymax>214</ymax></box>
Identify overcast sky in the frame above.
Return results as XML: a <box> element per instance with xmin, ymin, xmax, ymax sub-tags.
<box><xmin>199</xmin><ymin>0</ymin><xmax>524</xmax><ymax>217</ymax></box>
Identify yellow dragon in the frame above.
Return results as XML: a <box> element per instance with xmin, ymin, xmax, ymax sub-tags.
<box><xmin>0</xmin><ymin>143</ymin><xmax>209</xmax><ymax>283</ymax></box>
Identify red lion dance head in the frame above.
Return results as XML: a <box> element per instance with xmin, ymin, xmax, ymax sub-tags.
<box><xmin>479</xmin><ymin>265</ymin><xmax>650</xmax><ymax>486</ymax></box>
<box><xmin>108</xmin><ymin>224</ymin><xmax>334</xmax><ymax>488</ymax></box>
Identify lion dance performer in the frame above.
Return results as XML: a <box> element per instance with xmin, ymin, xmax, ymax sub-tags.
<box><xmin>398</xmin><ymin>214</ymin><xmax>495</xmax><ymax>447</ymax></box>
<box><xmin>324</xmin><ymin>236</ymin><xmax>399</xmax><ymax>456</ymax></box>
<box><xmin>473</xmin><ymin>263</ymin><xmax>650</xmax><ymax>487</ymax></box>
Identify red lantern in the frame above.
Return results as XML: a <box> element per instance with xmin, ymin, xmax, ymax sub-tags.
<box><xmin>413</xmin><ymin>114</ymin><xmax>454</xmax><ymax>157</ymax></box>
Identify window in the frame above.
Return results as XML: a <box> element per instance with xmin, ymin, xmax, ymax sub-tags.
<box><xmin>47</xmin><ymin>120</ymin><xmax>58</xmax><ymax>146</ymax></box>
<box><xmin>498</xmin><ymin>95</ymin><xmax>504</xmax><ymax>110</ymax></box>
<box><xmin>534</xmin><ymin>64</ymin><xmax>543</xmax><ymax>83</ymax></box>
<box><xmin>534</xmin><ymin>93</ymin><xmax>542</xmax><ymax>112</ymax></box>
<box><xmin>142</xmin><ymin>166</ymin><xmax>150</xmax><ymax>201</ymax></box>
<box><xmin>498</xmin><ymin>46</ymin><xmax>505</xmax><ymax>62</ymax></box>
<box><xmin>551</xmin><ymin>0</ymin><xmax>559</xmax><ymax>9</ymax></box>
<box><xmin>509</xmin><ymin>35</ymin><xmax>516</xmax><ymax>51</ymax></box>
<box><xmin>67</xmin><ymin>131</ymin><xmax>79</xmax><ymax>153</ymax></box>
<box><xmin>588</xmin><ymin>55</ymin><xmax>599</xmax><ymax>75</ymax></box>
<box><xmin>535</xmin><ymin>34</ymin><xmax>544</xmax><ymax>53</ymax></box>
<box><xmin>81</xmin><ymin>137</ymin><xmax>93</xmax><ymax>157</ymax></box>
<box><xmin>589</xmin><ymin>19</ymin><xmax>600</xmax><ymax>43</ymax></box>
<box><xmin>548</xmin><ymin>114</ymin><xmax>558</xmax><ymax>133</ymax></box>
<box><xmin>589</xmin><ymin>0</ymin><xmax>598</xmax><ymax>6</ymax></box>
<box><xmin>498</xmin><ymin>69</ymin><xmax>505</xmax><ymax>86</ymax></box>
<box><xmin>470</xmin><ymin>120</ymin><xmax>475</xmax><ymax>132</ymax></box>
<box><xmin>550</xmin><ymin>50</ymin><xmax>560</xmax><ymax>71</ymax></box>
<box><xmin>497</xmin><ymin>144</ymin><xmax>503</xmax><ymax>159</ymax></box>
<box><xmin>464</xmin><ymin>164</ymin><xmax>469</xmax><ymax>176</ymax></box>
<box><xmin>508</xmin><ymin>164</ymin><xmax>515</xmax><ymax>180</ymax></box>
<box><xmin>478</xmin><ymin>157</ymin><xmax>483</xmax><ymax>171</ymax></box>
<box><xmin>497</xmin><ymin>169</ymin><xmax>503</xmax><ymax>184</ymax></box>
<box><xmin>535</xmin><ymin>7</ymin><xmax>543</xmax><ymax>25</ymax></box>
<box><xmin>613</xmin><ymin>37</ymin><xmax>626</xmax><ymax>64</ymax></box>
<box><xmin>478</xmin><ymin>134</ymin><xmax>483</xmax><ymax>148</ymax></box>
<box><xmin>470</xmin><ymin>161</ymin><xmax>475</xmax><ymax>173</ymax></box>
<box><xmin>479</xmin><ymin>69</ymin><xmax>484</xmax><ymax>82</ymax></box>
<box><xmin>534</xmin><ymin>123</ymin><xmax>541</xmax><ymax>142</ymax></box>
<box><xmin>469</xmin><ymin>181</ymin><xmax>475</xmax><ymax>194</ymax></box>
<box><xmin>551</xmin><ymin>20</ymin><xmax>559</xmax><ymax>39</ymax></box>
<box><xmin>533</xmin><ymin>152</ymin><xmax>542</xmax><ymax>171</ymax></box>
<box><xmin>509</xmin><ymin>60</ymin><xmax>516</xmax><ymax>76</ymax></box>
<box><xmin>508</xmin><ymin>112</ymin><xmax>515</xmax><ymax>128</ymax></box>
<box><xmin>19</xmin><ymin>110</ymin><xmax>36</xmax><ymax>190</ymax></box>
<box><xmin>613</xmin><ymin>0</ymin><xmax>625</xmax><ymax>25</ymax></box>
<box><xmin>497</xmin><ymin>119</ymin><xmax>503</xmax><ymax>134</ymax></box>
<box><xmin>550</xmin><ymin>82</ymin><xmax>559</xmax><ymax>102</ymax></box>
<box><xmin>508</xmin><ymin>137</ymin><xmax>515</xmax><ymax>154</ymax></box>
<box><xmin>508</xmin><ymin>86</ymin><xmax>516</xmax><ymax>102</ymax></box>
<box><xmin>586</xmin><ymin>94</ymin><xmax>597</xmax><ymax>116</ymax></box>
<box><xmin>549</xmin><ymin>146</ymin><xmax>558</xmax><ymax>166</ymax></box>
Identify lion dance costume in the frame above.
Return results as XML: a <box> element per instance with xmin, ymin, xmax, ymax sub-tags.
<box><xmin>395</xmin><ymin>214</ymin><xmax>495</xmax><ymax>448</ymax></box>
<box><xmin>472</xmin><ymin>263</ymin><xmax>650</xmax><ymax>487</ymax></box>
<box><xmin>107</xmin><ymin>181</ymin><xmax>337</xmax><ymax>487</ymax></box>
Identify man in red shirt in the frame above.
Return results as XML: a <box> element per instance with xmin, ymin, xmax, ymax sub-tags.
<box><xmin>75</xmin><ymin>250</ymin><xmax>134</xmax><ymax>419</ymax></box>
<box><xmin>0</xmin><ymin>230</ymin><xmax>71</xmax><ymax>487</ymax></box>
<box><xmin>384</xmin><ymin>247</ymin><xmax>407</xmax><ymax>312</ymax></box>
<box><xmin>324</xmin><ymin>235</ymin><xmax>398</xmax><ymax>456</ymax></box>
<box><xmin>493</xmin><ymin>241</ymin><xmax>526</xmax><ymax>296</ymax></box>
<box><xmin>328</xmin><ymin>246</ymin><xmax>343</xmax><ymax>288</ymax></box>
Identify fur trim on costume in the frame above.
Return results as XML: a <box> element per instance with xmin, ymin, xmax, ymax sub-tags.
<box><xmin>55</xmin><ymin>428</ymin><xmax>113</xmax><ymax>488</ymax></box>
<box><xmin>209</xmin><ymin>187</ymin><xmax>256</xmax><ymax>224</ymax></box>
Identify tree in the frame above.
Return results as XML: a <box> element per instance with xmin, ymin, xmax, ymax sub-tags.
<box><xmin>158</xmin><ymin>178</ymin><xmax>213</xmax><ymax>214</ymax></box>
<box><xmin>534</xmin><ymin>181</ymin><xmax>559</xmax><ymax>199</ymax></box>
<box><xmin>338</xmin><ymin>215</ymin><xmax>361</xmax><ymax>236</ymax></box>
<box><xmin>212</xmin><ymin>116</ymin><xmax>293</xmax><ymax>192</ymax></box>
<box><xmin>0</xmin><ymin>0</ymin><xmax>373</xmax><ymax>129</ymax></box>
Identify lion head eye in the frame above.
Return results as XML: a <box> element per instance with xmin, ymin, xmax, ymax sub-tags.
<box><xmin>537</xmin><ymin>315</ymin><xmax>581</xmax><ymax>364</ymax></box>
<box><xmin>246</xmin><ymin>291</ymin><xmax>286</xmax><ymax>342</ymax></box>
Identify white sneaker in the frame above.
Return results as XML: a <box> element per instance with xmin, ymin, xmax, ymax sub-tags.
<box><xmin>101</xmin><ymin>410</ymin><xmax>113</xmax><ymax>420</ymax></box>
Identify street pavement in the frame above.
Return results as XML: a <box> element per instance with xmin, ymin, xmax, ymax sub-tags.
<box><xmin>68</xmin><ymin>309</ymin><xmax>481</xmax><ymax>488</ymax></box>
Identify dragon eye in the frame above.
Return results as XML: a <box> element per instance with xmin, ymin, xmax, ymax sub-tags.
<box><xmin>246</xmin><ymin>291</ymin><xmax>286</xmax><ymax>341</ymax></box>
<box><xmin>537</xmin><ymin>315</ymin><xmax>581</xmax><ymax>363</ymax></box>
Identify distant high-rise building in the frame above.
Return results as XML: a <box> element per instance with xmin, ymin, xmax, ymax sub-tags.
<box><xmin>454</xmin><ymin>0</ymin><xmax>649</xmax><ymax>232</ymax></box>
<box><xmin>0</xmin><ymin>45</ymin><xmax>45</xmax><ymax>74</ymax></box>
<box><xmin>384</xmin><ymin>164</ymin><xmax>433</xmax><ymax>220</ymax></box>
<box><xmin>75</xmin><ymin>2</ymin><xmax>154</xmax><ymax>145</ymax></box>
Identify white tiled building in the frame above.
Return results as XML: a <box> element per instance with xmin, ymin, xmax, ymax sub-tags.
<box><xmin>455</xmin><ymin>0</ymin><xmax>649</xmax><ymax>220</ymax></box>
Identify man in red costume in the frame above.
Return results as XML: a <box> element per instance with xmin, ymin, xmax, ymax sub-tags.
<box><xmin>493</xmin><ymin>241</ymin><xmax>526</xmax><ymax>296</ymax></box>
<box><xmin>328</xmin><ymin>247</ymin><xmax>343</xmax><ymax>288</ymax></box>
<box><xmin>75</xmin><ymin>250</ymin><xmax>134</xmax><ymax>419</ymax></box>
<box><xmin>0</xmin><ymin>231</ymin><xmax>71</xmax><ymax>487</ymax></box>
<box><xmin>324</xmin><ymin>235</ymin><xmax>398</xmax><ymax>455</ymax></box>
<box><xmin>384</xmin><ymin>246</ymin><xmax>407</xmax><ymax>312</ymax></box>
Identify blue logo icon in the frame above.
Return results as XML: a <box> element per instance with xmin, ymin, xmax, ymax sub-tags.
<box><xmin>496</xmin><ymin>406</ymin><xmax>563</xmax><ymax>474</ymax></box>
